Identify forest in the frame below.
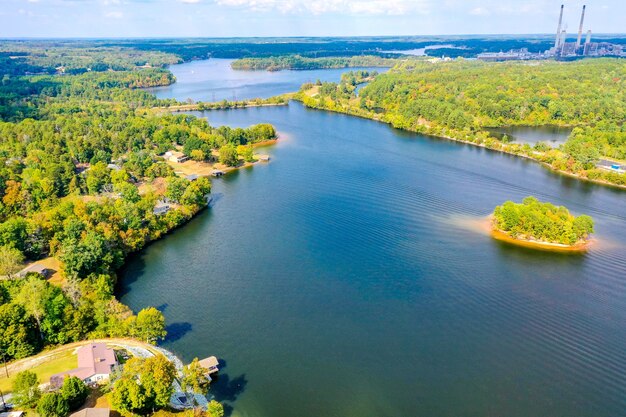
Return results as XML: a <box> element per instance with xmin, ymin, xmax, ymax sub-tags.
<box><xmin>493</xmin><ymin>197</ymin><xmax>594</xmax><ymax>245</ymax></box>
<box><xmin>0</xmin><ymin>48</ymin><xmax>276</xmax><ymax>362</ymax></box>
<box><xmin>297</xmin><ymin>58</ymin><xmax>626</xmax><ymax>186</ymax></box>
<box><xmin>231</xmin><ymin>55</ymin><xmax>397</xmax><ymax>71</ymax></box>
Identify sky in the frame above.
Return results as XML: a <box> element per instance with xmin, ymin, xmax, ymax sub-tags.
<box><xmin>0</xmin><ymin>0</ymin><xmax>624</xmax><ymax>38</ymax></box>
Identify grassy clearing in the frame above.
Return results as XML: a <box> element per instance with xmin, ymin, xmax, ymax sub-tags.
<box><xmin>0</xmin><ymin>349</ymin><xmax>77</xmax><ymax>393</ymax></box>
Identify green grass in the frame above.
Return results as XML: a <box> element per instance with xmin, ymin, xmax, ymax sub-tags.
<box><xmin>0</xmin><ymin>350</ymin><xmax>77</xmax><ymax>393</ymax></box>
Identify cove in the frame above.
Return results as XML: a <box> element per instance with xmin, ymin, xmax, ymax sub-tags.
<box><xmin>146</xmin><ymin>58</ymin><xmax>387</xmax><ymax>102</ymax></box>
<box><xmin>120</xmin><ymin>64</ymin><xmax>626</xmax><ymax>417</ymax></box>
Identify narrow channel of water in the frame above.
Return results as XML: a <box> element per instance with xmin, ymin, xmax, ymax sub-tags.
<box><xmin>120</xmin><ymin>62</ymin><xmax>626</xmax><ymax>417</ymax></box>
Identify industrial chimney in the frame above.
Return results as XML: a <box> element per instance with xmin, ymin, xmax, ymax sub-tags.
<box><xmin>555</xmin><ymin>4</ymin><xmax>564</xmax><ymax>49</ymax></box>
<box><xmin>576</xmin><ymin>5</ymin><xmax>586</xmax><ymax>49</ymax></box>
<box><xmin>585</xmin><ymin>30</ymin><xmax>592</xmax><ymax>44</ymax></box>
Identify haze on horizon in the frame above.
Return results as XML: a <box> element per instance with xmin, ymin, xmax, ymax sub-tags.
<box><xmin>1</xmin><ymin>0</ymin><xmax>625</xmax><ymax>39</ymax></box>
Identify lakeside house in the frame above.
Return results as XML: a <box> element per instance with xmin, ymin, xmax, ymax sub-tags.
<box><xmin>185</xmin><ymin>174</ymin><xmax>199</xmax><ymax>182</ymax></box>
<box><xmin>164</xmin><ymin>151</ymin><xmax>189</xmax><ymax>163</ymax></box>
<box><xmin>50</xmin><ymin>343</ymin><xmax>118</xmax><ymax>387</ymax></box>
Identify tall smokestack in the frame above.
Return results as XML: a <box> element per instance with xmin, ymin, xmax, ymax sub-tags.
<box><xmin>576</xmin><ymin>5</ymin><xmax>586</xmax><ymax>49</ymax></box>
<box><xmin>555</xmin><ymin>4</ymin><xmax>564</xmax><ymax>49</ymax></box>
<box><xmin>585</xmin><ymin>30</ymin><xmax>592</xmax><ymax>44</ymax></box>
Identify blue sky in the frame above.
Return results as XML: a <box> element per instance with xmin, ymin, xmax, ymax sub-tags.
<box><xmin>1</xmin><ymin>0</ymin><xmax>624</xmax><ymax>38</ymax></box>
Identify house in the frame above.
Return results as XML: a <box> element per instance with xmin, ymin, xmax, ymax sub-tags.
<box><xmin>50</xmin><ymin>343</ymin><xmax>118</xmax><ymax>387</ymax></box>
<box><xmin>153</xmin><ymin>202</ymin><xmax>171</xmax><ymax>216</ymax></box>
<box><xmin>107</xmin><ymin>163</ymin><xmax>122</xmax><ymax>171</ymax></box>
<box><xmin>69</xmin><ymin>409</ymin><xmax>109</xmax><ymax>417</ymax></box>
<box><xmin>17</xmin><ymin>263</ymin><xmax>51</xmax><ymax>278</ymax></box>
<box><xmin>164</xmin><ymin>151</ymin><xmax>189</xmax><ymax>163</ymax></box>
<box><xmin>185</xmin><ymin>174</ymin><xmax>199</xmax><ymax>182</ymax></box>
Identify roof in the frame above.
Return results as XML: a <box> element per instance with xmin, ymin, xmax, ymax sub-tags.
<box><xmin>50</xmin><ymin>343</ymin><xmax>117</xmax><ymax>385</ymax></box>
<box><xmin>185</xmin><ymin>174</ymin><xmax>199</xmax><ymax>181</ymax></box>
<box><xmin>198</xmin><ymin>356</ymin><xmax>219</xmax><ymax>374</ymax></box>
<box><xmin>1</xmin><ymin>412</ymin><xmax>24</xmax><ymax>417</ymax></box>
<box><xmin>69</xmin><ymin>409</ymin><xmax>110</xmax><ymax>417</ymax></box>
<box><xmin>18</xmin><ymin>263</ymin><xmax>50</xmax><ymax>277</ymax></box>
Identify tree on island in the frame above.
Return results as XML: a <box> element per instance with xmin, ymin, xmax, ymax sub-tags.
<box><xmin>493</xmin><ymin>196</ymin><xmax>594</xmax><ymax>245</ymax></box>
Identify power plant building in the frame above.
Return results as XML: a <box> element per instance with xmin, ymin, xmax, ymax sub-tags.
<box><xmin>478</xmin><ymin>4</ymin><xmax>625</xmax><ymax>62</ymax></box>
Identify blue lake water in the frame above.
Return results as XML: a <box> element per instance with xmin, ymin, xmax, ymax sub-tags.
<box><xmin>146</xmin><ymin>58</ymin><xmax>386</xmax><ymax>102</ymax></box>
<box><xmin>120</xmin><ymin>61</ymin><xmax>626</xmax><ymax>417</ymax></box>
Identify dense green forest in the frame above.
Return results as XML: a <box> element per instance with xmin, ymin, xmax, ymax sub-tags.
<box><xmin>231</xmin><ymin>55</ymin><xmax>398</xmax><ymax>71</ymax></box>
<box><xmin>0</xmin><ymin>49</ymin><xmax>276</xmax><ymax>362</ymax></box>
<box><xmin>298</xmin><ymin>59</ymin><xmax>626</xmax><ymax>186</ymax></box>
<box><xmin>493</xmin><ymin>197</ymin><xmax>594</xmax><ymax>245</ymax></box>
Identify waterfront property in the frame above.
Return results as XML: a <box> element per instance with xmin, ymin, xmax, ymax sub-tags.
<box><xmin>164</xmin><ymin>151</ymin><xmax>189</xmax><ymax>163</ymax></box>
<box><xmin>50</xmin><ymin>343</ymin><xmax>118</xmax><ymax>387</ymax></box>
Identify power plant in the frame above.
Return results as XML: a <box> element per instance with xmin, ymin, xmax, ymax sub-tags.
<box><xmin>477</xmin><ymin>4</ymin><xmax>625</xmax><ymax>62</ymax></box>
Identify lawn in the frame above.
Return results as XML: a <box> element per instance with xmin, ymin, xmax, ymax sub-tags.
<box><xmin>0</xmin><ymin>349</ymin><xmax>77</xmax><ymax>393</ymax></box>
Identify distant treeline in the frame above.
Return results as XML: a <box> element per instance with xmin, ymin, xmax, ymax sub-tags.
<box><xmin>3</xmin><ymin>37</ymin><xmax>626</xmax><ymax>77</ymax></box>
<box><xmin>231</xmin><ymin>55</ymin><xmax>397</xmax><ymax>71</ymax></box>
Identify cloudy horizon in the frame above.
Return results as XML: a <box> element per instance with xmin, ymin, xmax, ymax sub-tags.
<box><xmin>1</xmin><ymin>0</ymin><xmax>624</xmax><ymax>38</ymax></box>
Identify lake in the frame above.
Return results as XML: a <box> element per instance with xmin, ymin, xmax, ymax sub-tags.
<box><xmin>120</xmin><ymin>62</ymin><xmax>626</xmax><ymax>417</ymax></box>
<box><xmin>146</xmin><ymin>58</ymin><xmax>386</xmax><ymax>102</ymax></box>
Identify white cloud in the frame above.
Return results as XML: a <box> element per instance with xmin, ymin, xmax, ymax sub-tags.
<box><xmin>214</xmin><ymin>0</ymin><xmax>430</xmax><ymax>15</ymax></box>
<box><xmin>469</xmin><ymin>7</ymin><xmax>489</xmax><ymax>16</ymax></box>
<box><xmin>180</xmin><ymin>0</ymin><xmax>201</xmax><ymax>3</ymax></box>
<box><xmin>104</xmin><ymin>10</ymin><xmax>123</xmax><ymax>18</ymax></box>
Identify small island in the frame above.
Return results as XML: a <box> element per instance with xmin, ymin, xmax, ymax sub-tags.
<box><xmin>491</xmin><ymin>196</ymin><xmax>594</xmax><ymax>252</ymax></box>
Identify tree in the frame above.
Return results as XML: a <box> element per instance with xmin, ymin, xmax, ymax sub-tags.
<box><xmin>60</xmin><ymin>376</ymin><xmax>89</xmax><ymax>411</ymax></box>
<box><xmin>15</xmin><ymin>276</ymin><xmax>49</xmax><ymax>338</ymax></box>
<box><xmin>165</xmin><ymin>177</ymin><xmax>189</xmax><ymax>204</ymax></box>
<box><xmin>134</xmin><ymin>307</ymin><xmax>166</xmax><ymax>344</ymax></box>
<box><xmin>218</xmin><ymin>144</ymin><xmax>239</xmax><ymax>167</ymax></box>
<box><xmin>12</xmin><ymin>370</ymin><xmax>41</xmax><ymax>408</ymax></box>
<box><xmin>207</xmin><ymin>400</ymin><xmax>225</xmax><ymax>417</ymax></box>
<box><xmin>0</xmin><ymin>245</ymin><xmax>24</xmax><ymax>278</ymax></box>
<box><xmin>181</xmin><ymin>358</ymin><xmax>210</xmax><ymax>394</ymax></box>
<box><xmin>111</xmin><ymin>376</ymin><xmax>147</xmax><ymax>415</ymax></box>
<box><xmin>0</xmin><ymin>303</ymin><xmax>39</xmax><ymax>359</ymax></box>
<box><xmin>111</xmin><ymin>356</ymin><xmax>175</xmax><ymax>415</ymax></box>
<box><xmin>37</xmin><ymin>392</ymin><xmax>70</xmax><ymax>417</ymax></box>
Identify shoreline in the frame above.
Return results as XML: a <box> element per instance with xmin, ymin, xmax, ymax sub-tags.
<box><xmin>293</xmin><ymin>98</ymin><xmax>626</xmax><ymax>192</ymax></box>
<box><xmin>488</xmin><ymin>218</ymin><xmax>593</xmax><ymax>253</ymax></box>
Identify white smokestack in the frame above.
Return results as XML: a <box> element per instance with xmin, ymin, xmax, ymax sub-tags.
<box><xmin>576</xmin><ymin>5</ymin><xmax>586</xmax><ymax>49</ymax></box>
<box><xmin>555</xmin><ymin>4</ymin><xmax>564</xmax><ymax>49</ymax></box>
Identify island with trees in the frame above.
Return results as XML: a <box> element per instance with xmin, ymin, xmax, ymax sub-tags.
<box><xmin>491</xmin><ymin>197</ymin><xmax>595</xmax><ymax>251</ymax></box>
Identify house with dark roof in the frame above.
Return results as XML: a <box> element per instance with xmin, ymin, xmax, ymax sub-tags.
<box><xmin>50</xmin><ymin>343</ymin><xmax>118</xmax><ymax>387</ymax></box>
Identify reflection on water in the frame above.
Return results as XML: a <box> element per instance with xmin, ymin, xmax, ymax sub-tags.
<box><xmin>488</xmin><ymin>125</ymin><xmax>572</xmax><ymax>146</ymax></box>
